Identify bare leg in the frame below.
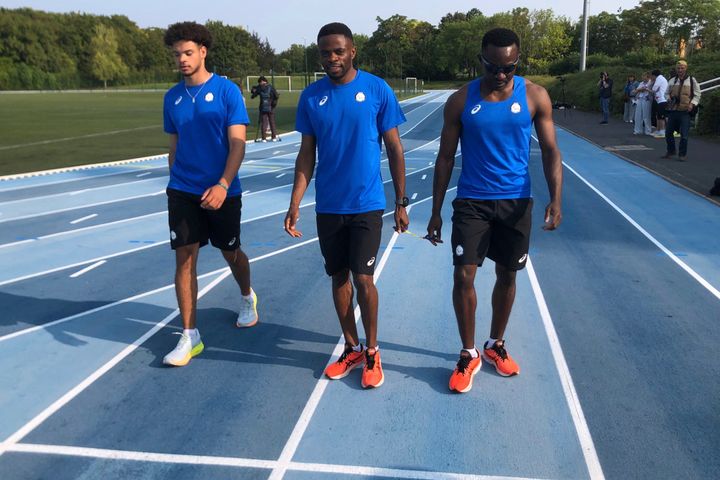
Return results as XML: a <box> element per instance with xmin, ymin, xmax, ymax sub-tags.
<box><xmin>490</xmin><ymin>264</ymin><xmax>517</xmax><ymax>339</ymax></box>
<box><xmin>353</xmin><ymin>273</ymin><xmax>378</xmax><ymax>348</ymax></box>
<box><xmin>221</xmin><ymin>248</ymin><xmax>251</xmax><ymax>296</ymax></box>
<box><xmin>332</xmin><ymin>269</ymin><xmax>360</xmax><ymax>346</ymax></box>
<box><xmin>175</xmin><ymin>244</ymin><xmax>200</xmax><ymax>329</ymax></box>
<box><xmin>453</xmin><ymin>264</ymin><xmax>478</xmax><ymax>350</ymax></box>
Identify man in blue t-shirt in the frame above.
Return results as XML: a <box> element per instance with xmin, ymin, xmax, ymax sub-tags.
<box><xmin>284</xmin><ymin>22</ymin><xmax>408</xmax><ymax>389</ymax></box>
<box><xmin>426</xmin><ymin>28</ymin><xmax>563</xmax><ymax>393</ymax></box>
<box><xmin>161</xmin><ymin>22</ymin><xmax>258</xmax><ymax>367</ymax></box>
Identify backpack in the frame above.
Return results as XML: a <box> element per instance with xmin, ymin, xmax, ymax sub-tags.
<box><xmin>258</xmin><ymin>84</ymin><xmax>279</xmax><ymax>113</ymax></box>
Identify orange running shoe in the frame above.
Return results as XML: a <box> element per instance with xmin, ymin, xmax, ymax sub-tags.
<box><xmin>324</xmin><ymin>344</ymin><xmax>365</xmax><ymax>380</ymax></box>
<box><xmin>448</xmin><ymin>349</ymin><xmax>482</xmax><ymax>393</ymax></box>
<box><xmin>482</xmin><ymin>340</ymin><xmax>520</xmax><ymax>376</ymax></box>
<box><xmin>361</xmin><ymin>348</ymin><xmax>384</xmax><ymax>388</ymax></box>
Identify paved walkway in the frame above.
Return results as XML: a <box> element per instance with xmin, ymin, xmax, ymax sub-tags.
<box><xmin>553</xmin><ymin>108</ymin><xmax>720</xmax><ymax>206</ymax></box>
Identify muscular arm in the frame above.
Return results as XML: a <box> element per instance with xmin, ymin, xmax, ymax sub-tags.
<box><xmin>383</xmin><ymin>127</ymin><xmax>409</xmax><ymax>232</ymax></box>
<box><xmin>528</xmin><ymin>83</ymin><xmax>563</xmax><ymax>230</ymax></box>
<box><xmin>426</xmin><ymin>89</ymin><xmax>464</xmax><ymax>244</ymax></box>
<box><xmin>284</xmin><ymin>134</ymin><xmax>317</xmax><ymax>237</ymax></box>
<box><xmin>200</xmin><ymin>124</ymin><xmax>246</xmax><ymax>209</ymax></box>
<box><xmin>168</xmin><ymin>134</ymin><xmax>178</xmax><ymax>170</ymax></box>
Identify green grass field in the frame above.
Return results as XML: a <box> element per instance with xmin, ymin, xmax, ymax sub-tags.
<box><xmin>0</xmin><ymin>90</ymin><xmax>300</xmax><ymax>176</ymax></box>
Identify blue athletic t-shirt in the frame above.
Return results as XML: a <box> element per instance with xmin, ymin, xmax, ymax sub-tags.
<box><xmin>163</xmin><ymin>74</ymin><xmax>250</xmax><ymax>196</ymax></box>
<box><xmin>457</xmin><ymin>76</ymin><xmax>533</xmax><ymax>200</ymax></box>
<box><xmin>295</xmin><ymin>70</ymin><xmax>406</xmax><ymax>214</ymax></box>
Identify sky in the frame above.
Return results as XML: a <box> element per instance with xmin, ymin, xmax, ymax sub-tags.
<box><xmin>3</xmin><ymin>0</ymin><xmax>644</xmax><ymax>52</ymax></box>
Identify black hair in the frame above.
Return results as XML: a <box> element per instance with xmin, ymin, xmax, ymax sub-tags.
<box><xmin>651</xmin><ymin>69</ymin><xmax>661</xmax><ymax>76</ymax></box>
<box><xmin>481</xmin><ymin>28</ymin><xmax>520</xmax><ymax>50</ymax></box>
<box><xmin>317</xmin><ymin>22</ymin><xmax>353</xmax><ymax>44</ymax></box>
<box><xmin>258</xmin><ymin>76</ymin><xmax>267</xmax><ymax>82</ymax></box>
<box><xmin>164</xmin><ymin>22</ymin><xmax>213</xmax><ymax>49</ymax></box>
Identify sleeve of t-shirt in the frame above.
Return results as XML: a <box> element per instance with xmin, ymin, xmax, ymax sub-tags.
<box><xmin>377</xmin><ymin>80</ymin><xmax>406</xmax><ymax>134</ymax></box>
<box><xmin>163</xmin><ymin>93</ymin><xmax>177</xmax><ymax>134</ymax></box>
<box><xmin>225</xmin><ymin>82</ymin><xmax>250</xmax><ymax>126</ymax></box>
<box><xmin>295</xmin><ymin>90</ymin><xmax>315</xmax><ymax>135</ymax></box>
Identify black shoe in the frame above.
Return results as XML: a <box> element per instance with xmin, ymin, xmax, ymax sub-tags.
<box><xmin>599</xmin><ymin>121</ymin><xmax>608</xmax><ymax>124</ymax></box>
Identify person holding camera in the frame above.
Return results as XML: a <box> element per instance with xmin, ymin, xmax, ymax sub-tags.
<box><xmin>598</xmin><ymin>71</ymin><xmax>613</xmax><ymax>124</ymax></box>
<box><xmin>251</xmin><ymin>76</ymin><xmax>280</xmax><ymax>142</ymax></box>
<box><xmin>632</xmin><ymin>72</ymin><xmax>654</xmax><ymax>135</ymax></box>
<box><xmin>663</xmin><ymin>60</ymin><xmax>701</xmax><ymax>161</ymax></box>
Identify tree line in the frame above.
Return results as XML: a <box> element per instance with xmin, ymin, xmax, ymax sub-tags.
<box><xmin>1</xmin><ymin>1</ymin><xmax>719</xmax><ymax>90</ymax></box>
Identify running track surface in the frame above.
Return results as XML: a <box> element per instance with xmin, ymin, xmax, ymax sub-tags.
<box><xmin>0</xmin><ymin>91</ymin><xmax>718</xmax><ymax>480</ymax></box>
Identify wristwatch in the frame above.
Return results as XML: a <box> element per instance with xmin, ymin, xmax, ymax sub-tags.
<box><xmin>395</xmin><ymin>196</ymin><xmax>409</xmax><ymax>207</ymax></box>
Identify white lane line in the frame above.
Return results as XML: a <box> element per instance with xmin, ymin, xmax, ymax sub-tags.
<box><xmin>136</xmin><ymin>172</ymin><xmax>152</xmax><ymax>178</ymax></box>
<box><xmin>421</xmin><ymin>174</ymin><xmax>427</xmax><ymax>180</ymax></box>
<box><xmin>411</xmin><ymin>192</ymin><xmax>418</xmax><ymax>200</ymax></box>
<box><xmin>526</xmin><ymin>258</ymin><xmax>605</xmax><ymax>480</ymax></box>
<box><xmin>6</xmin><ymin>444</ymin><xmax>542</xmax><ymax>480</ymax></box>
<box><xmin>69</xmin><ymin>213</ymin><xmax>97</xmax><ymax>225</ymax></box>
<box><xmin>532</xmin><ymin>135</ymin><xmax>720</xmax><ymax>300</ymax></box>
<box><xmin>243</xmin><ymin>190</ymin><xmax>251</xmax><ymax>195</ymax></box>
<box><xmin>399</xmin><ymin>94</ymin><xmax>448</xmax><ymax>137</ymax></box>
<box><xmin>69</xmin><ymin>260</ymin><xmax>106</xmax><ymax>278</ymax></box>
<box><xmin>269</xmin><ymin>207</ymin><xmax>409</xmax><ymax>480</ymax></box>
<box><xmin>276</xmin><ymin>173</ymin><xmax>286</xmax><ymax>178</ymax></box>
<box><xmin>0</xmin><ymin>237</ymin><xmax>320</xmax><ymax>454</ymax></box>
<box><xmin>273</xmin><ymin>150</ymin><xmax>283</xmax><ymax>154</ymax></box>
<box><xmin>0</xmin><ymin>125</ymin><xmax>161</xmax><ymax>151</ymax></box>
<box><xmin>293</xmin><ymin>143</ymin><xmax>301</xmax><ymax>147</ymax></box>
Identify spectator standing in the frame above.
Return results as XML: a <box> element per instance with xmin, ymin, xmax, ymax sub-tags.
<box><xmin>633</xmin><ymin>72</ymin><xmax>653</xmax><ymax>135</ymax></box>
<box><xmin>623</xmin><ymin>75</ymin><xmax>639</xmax><ymax>123</ymax></box>
<box><xmin>663</xmin><ymin>60</ymin><xmax>701</xmax><ymax>161</ymax></box>
<box><xmin>251</xmin><ymin>76</ymin><xmax>280</xmax><ymax>142</ymax></box>
<box><xmin>598</xmin><ymin>71</ymin><xmax>613</xmax><ymax>124</ymax></box>
<box><xmin>650</xmin><ymin>69</ymin><xmax>669</xmax><ymax>137</ymax></box>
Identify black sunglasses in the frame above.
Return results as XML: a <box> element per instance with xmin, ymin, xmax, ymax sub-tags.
<box><xmin>479</xmin><ymin>55</ymin><xmax>519</xmax><ymax>75</ymax></box>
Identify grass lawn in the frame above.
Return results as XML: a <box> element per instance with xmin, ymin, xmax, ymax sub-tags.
<box><xmin>0</xmin><ymin>90</ymin><xmax>300</xmax><ymax>176</ymax></box>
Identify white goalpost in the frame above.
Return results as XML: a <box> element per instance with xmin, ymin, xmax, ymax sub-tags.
<box><xmin>313</xmin><ymin>71</ymin><xmax>327</xmax><ymax>82</ymax></box>
<box><xmin>405</xmin><ymin>77</ymin><xmax>418</xmax><ymax>94</ymax></box>
<box><xmin>246</xmin><ymin>75</ymin><xmax>292</xmax><ymax>92</ymax></box>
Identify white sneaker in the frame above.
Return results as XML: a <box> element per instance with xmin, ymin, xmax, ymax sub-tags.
<box><xmin>236</xmin><ymin>289</ymin><xmax>258</xmax><ymax>328</ymax></box>
<box><xmin>163</xmin><ymin>332</ymin><xmax>204</xmax><ymax>367</ymax></box>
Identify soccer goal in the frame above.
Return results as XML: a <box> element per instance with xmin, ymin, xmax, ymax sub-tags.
<box><xmin>405</xmin><ymin>77</ymin><xmax>418</xmax><ymax>94</ymax></box>
<box><xmin>313</xmin><ymin>71</ymin><xmax>327</xmax><ymax>82</ymax></box>
<box><xmin>246</xmin><ymin>75</ymin><xmax>293</xmax><ymax>92</ymax></box>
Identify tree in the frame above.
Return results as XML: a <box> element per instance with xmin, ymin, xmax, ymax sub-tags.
<box><xmin>89</xmin><ymin>23</ymin><xmax>128</xmax><ymax>88</ymax></box>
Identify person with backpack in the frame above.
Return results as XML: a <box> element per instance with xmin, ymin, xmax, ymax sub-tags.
<box><xmin>251</xmin><ymin>76</ymin><xmax>280</xmax><ymax>142</ymax></box>
<box><xmin>663</xmin><ymin>60</ymin><xmax>701</xmax><ymax>161</ymax></box>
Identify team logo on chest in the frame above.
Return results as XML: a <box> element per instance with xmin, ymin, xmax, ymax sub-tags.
<box><xmin>319</xmin><ymin>96</ymin><xmax>328</xmax><ymax>106</ymax></box>
<box><xmin>511</xmin><ymin>102</ymin><xmax>521</xmax><ymax>113</ymax></box>
<box><xmin>355</xmin><ymin>92</ymin><xmax>366</xmax><ymax>102</ymax></box>
<box><xmin>471</xmin><ymin>104</ymin><xmax>482</xmax><ymax>114</ymax></box>
<box><xmin>205</xmin><ymin>92</ymin><xmax>214</xmax><ymax>102</ymax></box>
<box><xmin>175</xmin><ymin>96</ymin><xmax>183</xmax><ymax>106</ymax></box>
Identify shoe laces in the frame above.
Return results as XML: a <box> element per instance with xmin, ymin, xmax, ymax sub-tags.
<box><xmin>456</xmin><ymin>353</ymin><xmax>471</xmax><ymax>374</ymax></box>
<box><xmin>365</xmin><ymin>350</ymin><xmax>377</xmax><ymax>370</ymax></box>
<box><xmin>172</xmin><ymin>332</ymin><xmax>190</xmax><ymax>348</ymax></box>
<box><xmin>337</xmin><ymin>344</ymin><xmax>360</xmax><ymax>365</ymax></box>
<box><xmin>491</xmin><ymin>341</ymin><xmax>508</xmax><ymax>360</ymax></box>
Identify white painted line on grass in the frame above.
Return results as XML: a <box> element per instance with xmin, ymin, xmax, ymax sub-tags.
<box><xmin>526</xmin><ymin>258</ymin><xmax>605</xmax><ymax>480</ymax></box>
<box><xmin>6</xmin><ymin>443</ymin><xmax>543</xmax><ymax>480</ymax></box>
<box><xmin>0</xmin><ymin>237</ymin><xmax>320</xmax><ymax>455</ymax></box>
<box><xmin>268</xmin><ymin>207</ymin><xmax>409</xmax><ymax>480</ymax></box>
<box><xmin>69</xmin><ymin>260</ymin><xmax>106</xmax><ymax>278</ymax></box>
<box><xmin>532</xmin><ymin>135</ymin><xmax>720</xmax><ymax>301</ymax></box>
<box><xmin>69</xmin><ymin>213</ymin><xmax>97</xmax><ymax>225</ymax></box>
<box><xmin>0</xmin><ymin>125</ymin><xmax>161</xmax><ymax>151</ymax></box>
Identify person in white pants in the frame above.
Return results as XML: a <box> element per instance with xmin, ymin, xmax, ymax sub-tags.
<box><xmin>633</xmin><ymin>72</ymin><xmax>653</xmax><ymax>135</ymax></box>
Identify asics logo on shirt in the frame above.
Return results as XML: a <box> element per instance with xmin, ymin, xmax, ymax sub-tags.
<box><xmin>471</xmin><ymin>104</ymin><xmax>481</xmax><ymax>114</ymax></box>
<box><xmin>319</xmin><ymin>96</ymin><xmax>328</xmax><ymax>106</ymax></box>
<box><xmin>175</xmin><ymin>96</ymin><xmax>183</xmax><ymax>106</ymax></box>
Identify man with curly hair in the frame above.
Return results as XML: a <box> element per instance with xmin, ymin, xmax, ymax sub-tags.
<box><xmin>161</xmin><ymin>21</ymin><xmax>258</xmax><ymax>367</ymax></box>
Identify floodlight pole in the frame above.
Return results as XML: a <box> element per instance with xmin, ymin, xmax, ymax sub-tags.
<box><xmin>580</xmin><ymin>0</ymin><xmax>589</xmax><ymax>71</ymax></box>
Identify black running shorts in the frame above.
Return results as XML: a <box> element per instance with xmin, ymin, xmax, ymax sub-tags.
<box><xmin>451</xmin><ymin>198</ymin><xmax>533</xmax><ymax>270</ymax></box>
<box><xmin>316</xmin><ymin>210</ymin><xmax>383</xmax><ymax>276</ymax></box>
<box><xmin>167</xmin><ymin>187</ymin><xmax>242</xmax><ymax>251</ymax></box>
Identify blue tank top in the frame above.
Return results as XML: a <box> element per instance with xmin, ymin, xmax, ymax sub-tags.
<box><xmin>457</xmin><ymin>76</ymin><xmax>532</xmax><ymax>200</ymax></box>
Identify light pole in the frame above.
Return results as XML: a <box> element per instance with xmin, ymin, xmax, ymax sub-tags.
<box><xmin>580</xmin><ymin>0</ymin><xmax>589</xmax><ymax>72</ymax></box>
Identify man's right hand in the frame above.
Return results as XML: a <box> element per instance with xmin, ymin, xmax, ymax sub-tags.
<box><xmin>284</xmin><ymin>206</ymin><xmax>302</xmax><ymax>238</ymax></box>
<box><xmin>425</xmin><ymin>214</ymin><xmax>444</xmax><ymax>246</ymax></box>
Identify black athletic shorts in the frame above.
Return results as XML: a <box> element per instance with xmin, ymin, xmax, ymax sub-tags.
<box><xmin>653</xmin><ymin>100</ymin><xmax>667</xmax><ymax>120</ymax></box>
<box><xmin>451</xmin><ymin>198</ymin><xmax>533</xmax><ymax>270</ymax></box>
<box><xmin>167</xmin><ymin>187</ymin><xmax>242</xmax><ymax>251</ymax></box>
<box><xmin>316</xmin><ymin>210</ymin><xmax>383</xmax><ymax>276</ymax></box>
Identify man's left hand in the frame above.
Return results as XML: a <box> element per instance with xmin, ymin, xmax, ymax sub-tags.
<box><xmin>200</xmin><ymin>184</ymin><xmax>227</xmax><ymax>210</ymax></box>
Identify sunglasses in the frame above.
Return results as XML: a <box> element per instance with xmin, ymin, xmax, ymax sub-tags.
<box><xmin>479</xmin><ymin>55</ymin><xmax>519</xmax><ymax>75</ymax></box>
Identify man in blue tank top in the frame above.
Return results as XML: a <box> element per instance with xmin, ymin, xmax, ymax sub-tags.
<box><xmin>161</xmin><ymin>22</ymin><xmax>258</xmax><ymax>368</ymax></box>
<box><xmin>426</xmin><ymin>28</ymin><xmax>563</xmax><ymax>393</ymax></box>
<box><xmin>284</xmin><ymin>23</ymin><xmax>408</xmax><ymax>389</ymax></box>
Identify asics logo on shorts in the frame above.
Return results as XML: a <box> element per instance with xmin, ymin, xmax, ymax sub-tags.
<box><xmin>519</xmin><ymin>253</ymin><xmax>527</xmax><ymax>263</ymax></box>
<box><xmin>228</xmin><ymin>237</ymin><xmax>237</xmax><ymax>246</ymax></box>
<box><xmin>366</xmin><ymin>257</ymin><xmax>376</xmax><ymax>267</ymax></box>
